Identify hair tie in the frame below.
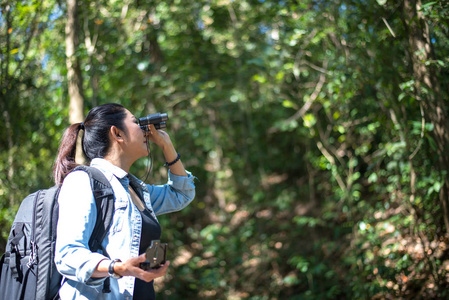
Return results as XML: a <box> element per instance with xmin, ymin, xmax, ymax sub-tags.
<box><xmin>80</xmin><ymin>122</ymin><xmax>85</xmax><ymax>130</ymax></box>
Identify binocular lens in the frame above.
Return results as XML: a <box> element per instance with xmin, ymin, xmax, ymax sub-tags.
<box><xmin>139</xmin><ymin>113</ymin><xmax>168</xmax><ymax>131</ymax></box>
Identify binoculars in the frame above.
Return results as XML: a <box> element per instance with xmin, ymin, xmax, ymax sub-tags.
<box><xmin>139</xmin><ymin>113</ymin><xmax>168</xmax><ymax>131</ymax></box>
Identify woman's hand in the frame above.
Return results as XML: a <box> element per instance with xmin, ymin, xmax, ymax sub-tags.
<box><xmin>145</xmin><ymin>124</ymin><xmax>188</xmax><ymax>177</ymax></box>
<box><xmin>145</xmin><ymin>124</ymin><xmax>172</xmax><ymax>151</ymax></box>
<box><xmin>114</xmin><ymin>253</ymin><xmax>170</xmax><ymax>282</ymax></box>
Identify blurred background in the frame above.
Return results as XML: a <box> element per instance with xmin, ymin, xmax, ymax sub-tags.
<box><xmin>1</xmin><ymin>0</ymin><xmax>449</xmax><ymax>299</ymax></box>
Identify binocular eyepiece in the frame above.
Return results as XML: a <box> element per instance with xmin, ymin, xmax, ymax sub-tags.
<box><xmin>139</xmin><ymin>113</ymin><xmax>168</xmax><ymax>131</ymax></box>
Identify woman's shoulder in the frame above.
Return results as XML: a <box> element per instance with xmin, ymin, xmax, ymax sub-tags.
<box><xmin>60</xmin><ymin>169</ymin><xmax>92</xmax><ymax>195</ymax></box>
<box><xmin>63</xmin><ymin>168</ymin><xmax>91</xmax><ymax>183</ymax></box>
<box><xmin>57</xmin><ymin>169</ymin><xmax>101</xmax><ymax>220</ymax></box>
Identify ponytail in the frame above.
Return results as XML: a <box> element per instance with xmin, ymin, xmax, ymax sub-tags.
<box><xmin>53</xmin><ymin>123</ymin><xmax>84</xmax><ymax>185</ymax></box>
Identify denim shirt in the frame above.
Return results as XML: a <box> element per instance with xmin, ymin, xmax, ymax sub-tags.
<box><xmin>55</xmin><ymin>158</ymin><xmax>196</xmax><ymax>300</ymax></box>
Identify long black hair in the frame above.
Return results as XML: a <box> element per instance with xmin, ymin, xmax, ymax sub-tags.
<box><xmin>53</xmin><ymin>103</ymin><xmax>127</xmax><ymax>185</ymax></box>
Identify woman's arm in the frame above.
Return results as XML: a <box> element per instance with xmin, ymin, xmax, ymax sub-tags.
<box><xmin>145</xmin><ymin>124</ymin><xmax>187</xmax><ymax>177</ymax></box>
<box><xmin>144</xmin><ymin>124</ymin><xmax>196</xmax><ymax>215</ymax></box>
<box><xmin>147</xmin><ymin>170</ymin><xmax>196</xmax><ymax>215</ymax></box>
<box><xmin>55</xmin><ymin>171</ymin><xmax>109</xmax><ymax>284</ymax></box>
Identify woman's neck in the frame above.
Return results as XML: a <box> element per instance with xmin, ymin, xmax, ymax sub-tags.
<box><xmin>103</xmin><ymin>150</ymin><xmax>133</xmax><ymax>173</ymax></box>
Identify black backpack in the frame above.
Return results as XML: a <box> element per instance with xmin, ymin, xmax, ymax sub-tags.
<box><xmin>0</xmin><ymin>165</ymin><xmax>115</xmax><ymax>300</ymax></box>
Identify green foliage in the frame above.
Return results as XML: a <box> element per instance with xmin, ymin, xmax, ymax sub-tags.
<box><xmin>1</xmin><ymin>0</ymin><xmax>449</xmax><ymax>298</ymax></box>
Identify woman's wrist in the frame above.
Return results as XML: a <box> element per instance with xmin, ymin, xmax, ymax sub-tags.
<box><xmin>159</xmin><ymin>139</ymin><xmax>174</xmax><ymax>152</ymax></box>
<box><xmin>108</xmin><ymin>259</ymin><xmax>123</xmax><ymax>279</ymax></box>
<box><xmin>162</xmin><ymin>144</ymin><xmax>178</xmax><ymax>160</ymax></box>
<box><xmin>164</xmin><ymin>153</ymin><xmax>181</xmax><ymax>167</ymax></box>
<box><xmin>112</xmin><ymin>260</ymin><xmax>125</xmax><ymax>277</ymax></box>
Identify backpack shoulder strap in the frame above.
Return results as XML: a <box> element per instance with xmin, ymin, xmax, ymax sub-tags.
<box><xmin>73</xmin><ymin>165</ymin><xmax>115</xmax><ymax>252</ymax></box>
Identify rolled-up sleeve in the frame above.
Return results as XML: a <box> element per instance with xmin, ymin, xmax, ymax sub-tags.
<box><xmin>55</xmin><ymin>171</ymin><xmax>108</xmax><ymax>286</ymax></box>
<box><xmin>149</xmin><ymin>170</ymin><xmax>196</xmax><ymax>215</ymax></box>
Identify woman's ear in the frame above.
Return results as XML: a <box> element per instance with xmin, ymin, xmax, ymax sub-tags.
<box><xmin>110</xmin><ymin>126</ymin><xmax>124</xmax><ymax>143</ymax></box>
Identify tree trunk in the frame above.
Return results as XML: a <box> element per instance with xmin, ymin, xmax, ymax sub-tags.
<box><xmin>65</xmin><ymin>0</ymin><xmax>85</xmax><ymax>164</ymax></box>
<box><xmin>403</xmin><ymin>0</ymin><xmax>449</xmax><ymax>234</ymax></box>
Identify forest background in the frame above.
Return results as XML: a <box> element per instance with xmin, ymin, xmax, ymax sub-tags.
<box><xmin>1</xmin><ymin>0</ymin><xmax>449</xmax><ymax>299</ymax></box>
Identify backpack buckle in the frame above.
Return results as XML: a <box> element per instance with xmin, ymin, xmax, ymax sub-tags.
<box><xmin>27</xmin><ymin>240</ymin><xmax>38</xmax><ymax>268</ymax></box>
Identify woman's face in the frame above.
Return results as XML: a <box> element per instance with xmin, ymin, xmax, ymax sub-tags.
<box><xmin>121</xmin><ymin>109</ymin><xmax>149</xmax><ymax>159</ymax></box>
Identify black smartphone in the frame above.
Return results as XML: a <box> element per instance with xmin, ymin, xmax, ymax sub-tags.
<box><xmin>140</xmin><ymin>240</ymin><xmax>167</xmax><ymax>270</ymax></box>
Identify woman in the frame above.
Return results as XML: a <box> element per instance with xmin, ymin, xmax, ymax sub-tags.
<box><xmin>54</xmin><ymin>103</ymin><xmax>195</xmax><ymax>299</ymax></box>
